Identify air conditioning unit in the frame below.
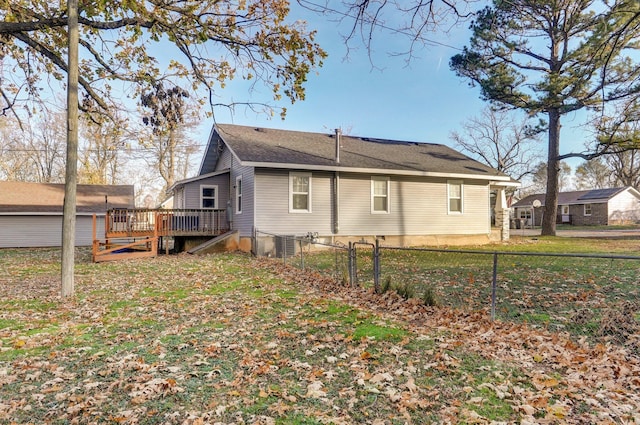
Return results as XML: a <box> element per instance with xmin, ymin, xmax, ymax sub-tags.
<box><xmin>275</xmin><ymin>235</ymin><xmax>296</xmax><ymax>258</ymax></box>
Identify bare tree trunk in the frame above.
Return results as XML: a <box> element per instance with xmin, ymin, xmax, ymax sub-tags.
<box><xmin>541</xmin><ymin>109</ymin><xmax>560</xmax><ymax>236</ymax></box>
<box><xmin>61</xmin><ymin>0</ymin><xmax>79</xmax><ymax>297</ymax></box>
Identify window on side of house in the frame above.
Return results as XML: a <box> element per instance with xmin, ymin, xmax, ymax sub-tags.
<box><xmin>447</xmin><ymin>180</ymin><xmax>463</xmax><ymax>214</ymax></box>
<box><xmin>584</xmin><ymin>203</ymin><xmax>592</xmax><ymax>216</ymax></box>
<box><xmin>201</xmin><ymin>185</ymin><xmax>218</xmax><ymax>209</ymax></box>
<box><xmin>371</xmin><ymin>176</ymin><xmax>390</xmax><ymax>213</ymax></box>
<box><xmin>519</xmin><ymin>209</ymin><xmax>531</xmax><ymax>220</ymax></box>
<box><xmin>289</xmin><ymin>172</ymin><xmax>312</xmax><ymax>213</ymax></box>
<box><xmin>235</xmin><ymin>175</ymin><xmax>243</xmax><ymax>214</ymax></box>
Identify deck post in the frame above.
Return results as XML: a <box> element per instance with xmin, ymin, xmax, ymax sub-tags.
<box><xmin>104</xmin><ymin>209</ymin><xmax>110</xmax><ymax>247</ymax></box>
<box><xmin>92</xmin><ymin>214</ymin><xmax>97</xmax><ymax>262</ymax></box>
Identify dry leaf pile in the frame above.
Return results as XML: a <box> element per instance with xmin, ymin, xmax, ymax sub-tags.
<box><xmin>0</xmin><ymin>249</ymin><xmax>638</xmax><ymax>424</ymax></box>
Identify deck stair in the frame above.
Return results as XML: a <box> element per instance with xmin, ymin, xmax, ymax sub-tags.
<box><xmin>186</xmin><ymin>230</ymin><xmax>239</xmax><ymax>254</ymax></box>
<box><xmin>92</xmin><ymin>237</ymin><xmax>158</xmax><ymax>262</ymax></box>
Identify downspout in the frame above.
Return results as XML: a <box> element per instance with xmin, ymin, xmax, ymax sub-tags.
<box><xmin>334</xmin><ymin>171</ymin><xmax>340</xmax><ymax>235</ymax></box>
<box><xmin>228</xmin><ymin>154</ymin><xmax>234</xmax><ymax>231</ymax></box>
<box><xmin>333</xmin><ymin>128</ymin><xmax>341</xmax><ymax>235</ymax></box>
<box><xmin>335</xmin><ymin>128</ymin><xmax>341</xmax><ymax>164</ymax></box>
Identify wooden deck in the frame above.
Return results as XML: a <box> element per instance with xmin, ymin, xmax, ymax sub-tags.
<box><xmin>105</xmin><ymin>208</ymin><xmax>229</xmax><ymax>238</ymax></box>
<box><xmin>93</xmin><ymin>208</ymin><xmax>229</xmax><ymax>262</ymax></box>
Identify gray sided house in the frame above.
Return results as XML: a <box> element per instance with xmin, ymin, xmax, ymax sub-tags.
<box><xmin>512</xmin><ymin>187</ymin><xmax>640</xmax><ymax>227</ymax></box>
<box><xmin>0</xmin><ymin>182</ymin><xmax>135</xmax><ymax>248</ymax></box>
<box><xmin>169</xmin><ymin>124</ymin><xmax>519</xmax><ymax>251</ymax></box>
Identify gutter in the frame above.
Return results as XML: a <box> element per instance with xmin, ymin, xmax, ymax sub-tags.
<box><xmin>239</xmin><ymin>161</ymin><xmax>513</xmax><ymax>182</ymax></box>
<box><xmin>333</xmin><ymin>171</ymin><xmax>340</xmax><ymax>234</ymax></box>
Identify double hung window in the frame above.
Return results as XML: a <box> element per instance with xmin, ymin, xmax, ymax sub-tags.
<box><xmin>371</xmin><ymin>176</ymin><xmax>390</xmax><ymax>213</ymax></box>
<box><xmin>448</xmin><ymin>180</ymin><xmax>463</xmax><ymax>214</ymax></box>
<box><xmin>289</xmin><ymin>172</ymin><xmax>311</xmax><ymax>213</ymax></box>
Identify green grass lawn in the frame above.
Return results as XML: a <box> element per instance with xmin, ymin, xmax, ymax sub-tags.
<box><xmin>289</xmin><ymin>236</ymin><xmax>640</xmax><ymax>344</ymax></box>
<box><xmin>0</xmin><ymin>246</ymin><xmax>639</xmax><ymax>424</ymax></box>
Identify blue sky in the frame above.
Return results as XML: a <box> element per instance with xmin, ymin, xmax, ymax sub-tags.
<box><xmin>202</xmin><ymin>3</ymin><xmax>591</xmax><ymax>170</ymax></box>
<box><xmin>209</xmin><ymin>5</ymin><xmax>486</xmax><ymax>145</ymax></box>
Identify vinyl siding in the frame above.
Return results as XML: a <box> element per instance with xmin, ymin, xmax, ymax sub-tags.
<box><xmin>216</xmin><ymin>147</ymin><xmax>233</xmax><ymax>171</ymax></box>
<box><xmin>608</xmin><ymin>189</ymin><xmax>640</xmax><ymax>223</ymax></box>
<box><xmin>254</xmin><ymin>169</ymin><xmax>333</xmax><ymax>235</ymax></box>
<box><xmin>0</xmin><ymin>215</ymin><xmax>105</xmax><ymax>248</ymax></box>
<box><xmin>173</xmin><ymin>186</ymin><xmax>186</xmax><ymax>209</ymax></box>
<box><xmin>253</xmin><ymin>170</ymin><xmax>490</xmax><ymax>237</ymax></box>
<box><xmin>182</xmin><ymin>174</ymin><xmax>230</xmax><ymax>210</ymax></box>
<box><xmin>230</xmin><ymin>164</ymin><xmax>255</xmax><ymax>237</ymax></box>
<box><xmin>338</xmin><ymin>174</ymin><xmax>490</xmax><ymax>236</ymax></box>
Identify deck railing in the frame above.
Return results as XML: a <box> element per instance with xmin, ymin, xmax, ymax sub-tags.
<box><xmin>106</xmin><ymin>208</ymin><xmax>228</xmax><ymax>237</ymax></box>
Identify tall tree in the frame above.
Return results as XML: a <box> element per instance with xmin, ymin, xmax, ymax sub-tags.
<box><xmin>0</xmin><ymin>117</ymin><xmax>30</xmax><ymax>180</ymax></box>
<box><xmin>0</xmin><ymin>113</ymin><xmax>66</xmax><ymax>182</ymax></box>
<box><xmin>526</xmin><ymin>161</ymin><xmax>573</xmax><ymax>195</ymax></box>
<box><xmin>450</xmin><ymin>0</ymin><xmax>640</xmax><ymax>236</ymax></box>
<box><xmin>574</xmin><ymin>158</ymin><xmax>613</xmax><ymax>190</ymax></box>
<box><xmin>605</xmin><ymin>149</ymin><xmax>640</xmax><ymax>188</ymax></box>
<box><xmin>299</xmin><ymin>0</ymin><xmax>478</xmax><ymax>57</ymax></box>
<box><xmin>0</xmin><ymin>1</ymin><xmax>325</xmax><ymax>118</ymax></box>
<box><xmin>0</xmin><ymin>1</ymin><xmax>325</xmax><ymax>297</ymax></box>
<box><xmin>140</xmin><ymin>83</ymin><xmax>199</xmax><ymax>192</ymax></box>
<box><xmin>61</xmin><ymin>0</ymin><xmax>80</xmax><ymax>298</ymax></box>
<box><xmin>450</xmin><ymin>107</ymin><xmax>543</xmax><ymax>184</ymax></box>
<box><xmin>28</xmin><ymin>112</ymin><xmax>67</xmax><ymax>183</ymax></box>
<box><xmin>79</xmin><ymin>115</ymin><xmax>129</xmax><ymax>185</ymax></box>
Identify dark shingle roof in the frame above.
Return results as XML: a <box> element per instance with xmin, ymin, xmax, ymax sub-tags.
<box><xmin>213</xmin><ymin>124</ymin><xmax>511</xmax><ymax>180</ymax></box>
<box><xmin>0</xmin><ymin>182</ymin><xmax>135</xmax><ymax>213</ymax></box>
<box><xmin>513</xmin><ymin>187</ymin><xmax>630</xmax><ymax>208</ymax></box>
<box><xmin>577</xmin><ymin>187</ymin><xmax>625</xmax><ymax>201</ymax></box>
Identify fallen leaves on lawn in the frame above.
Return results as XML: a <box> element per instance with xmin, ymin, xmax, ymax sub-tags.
<box><xmin>0</xmin><ymin>250</ymin><xmax>639</xmax><ymax>424</ymax></box>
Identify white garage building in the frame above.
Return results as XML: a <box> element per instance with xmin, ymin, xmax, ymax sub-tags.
<box><xmin>0</xmin><ymin>181</ymin><xmax>134</xmax><ymax>248</ymax></box>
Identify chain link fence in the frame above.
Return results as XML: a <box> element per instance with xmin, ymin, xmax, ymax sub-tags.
<box><xmin>253</xmin><ymin>230</ymin><xmax>351</xmax><ymax>284</ymax></box>
<box><xmin>253</xmin><ymin>232</ymin><xmax>640</xmax><ymax>348</ymax></box>
<box><xmin>378</xmin><ymin>247</ymin><xmax>640</xmax><ymax>346</ymax></box>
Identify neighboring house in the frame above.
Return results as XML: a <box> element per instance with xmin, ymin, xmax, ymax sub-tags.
<box><xmin>512</xmin><ymin>187</ymin><xmax>640</xmax><ymax>227</ymax></box>
<box><xmin>158</xmin><ymin>195</ymin><xmax>174</xmax><ymax>209</ymax></box>
<box><xmin>0</xmin><ymin>182</ymin><xmax>135</xmax><ymax>248</ymax></box>
<box><xmin>169</xmin><ymin>124</ymin><xmax>520</xmax><ymax>251</ymax></box>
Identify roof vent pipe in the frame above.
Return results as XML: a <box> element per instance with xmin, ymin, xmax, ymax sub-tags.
<box><xmin>335</xmin><ymin>128</ymin><xmax>341</xmax><ymax>164</ymax></box>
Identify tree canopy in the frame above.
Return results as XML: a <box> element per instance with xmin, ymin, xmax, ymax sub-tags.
<box><xmin>0</xmin><ymin>0</ymin><xmax>326</xmax><ymax>297</ymax></box>
<box><xmin>449</xmin><ymin>0</ymin><xmax>640</xmax><ymax>235</ymax></box>
<box><xmin>450</xmin><ymin>107</ymin><xmax>543</xmax><ymax>184</ymax></box>
<box><xmin>299</xmin><ymin>0</ymin><xmax>479</xmax><ymax>58</ymax></box>
<box><xmin>0</xmin><ymin>0</ymin><xmax>326</xmax><ymax>120</ymax></box>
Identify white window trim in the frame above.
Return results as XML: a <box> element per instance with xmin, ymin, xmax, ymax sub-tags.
<box><xmin>200</xmin><ymin>184</ymin><xmax>218</xmax><ymax>209</ymax></box>
<box><xmin>289</xmin><ymin>172</ymin><xmax>312</xmax><ymax>213</ymax></box>
<box><xmin>447</xmin><ymin>180</ymin><xmax>464</xmax><ymax>214</ymax></box>
<box><xmin>371</xmin><ymin>176</ymin><xmax>390</xmax><ymax>214</ymax></box>
<box><xmin>561</xmin><ymin>205</ymin><xmax>570</xmax><ymax>215</ymax></box>
<box><xmin>235</xmin><ymin>175</ymin><xmax>243</xmax><ymax>215</ymax></box>
<box><xmin>584</xmin><ymin>203</ymin><xmax>592</xmax><ymax>216</ymax></box>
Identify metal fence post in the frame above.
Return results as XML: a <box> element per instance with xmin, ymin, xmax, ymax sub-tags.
<box><xmin>491</xmin><ymin>252</ymin><xmax>498</xmax><ymax>321</ymax></box>
<box><xmin>348</xmin><ymin>242</ymin><xmax>356</xmax><ymax>286</ymax></box>
<box><xmin>300</xmin><ymin>238</ymin><xmax>304</xmax><ymax>270</ymax></box>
